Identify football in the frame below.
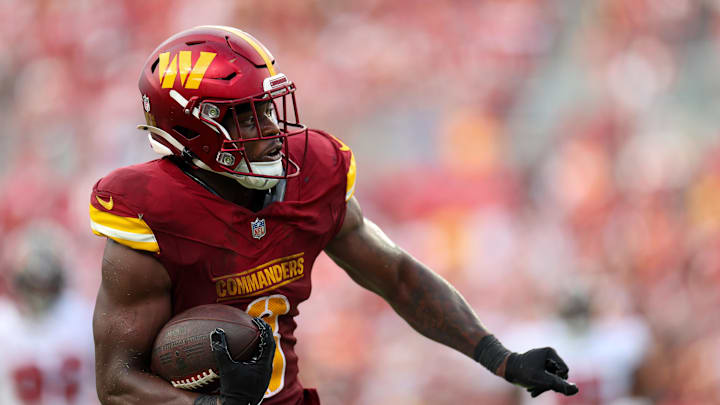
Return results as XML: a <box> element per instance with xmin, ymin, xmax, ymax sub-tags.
<box><xmin>150</xmin><ymin>304</ymin><xmax>261</xmax><ymax>392</ymax></box>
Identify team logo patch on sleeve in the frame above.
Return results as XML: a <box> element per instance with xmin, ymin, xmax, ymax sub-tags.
<box><xmin>251</xmin><ymin>218</ymin><xmax>266</xmax><ymax>239</ymax></box>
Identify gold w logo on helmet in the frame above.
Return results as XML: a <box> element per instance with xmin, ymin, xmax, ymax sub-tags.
<box><xmin>158</xmin><ymin>51</ymin><xmax>216</xmax><ymax>89</ymax></box>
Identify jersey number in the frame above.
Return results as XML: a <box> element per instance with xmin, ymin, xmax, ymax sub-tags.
<box><xmin>12</xmin><ymin>357</ymin><xmax>82</xmax><ymax>403</ymax></box>
<box><xmin>245</xmin><ymin>294</ymin><xmax>290</xmax><ymax>398</ymax></box>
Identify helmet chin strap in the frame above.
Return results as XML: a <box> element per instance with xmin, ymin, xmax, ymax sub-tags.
<box><xmin>138</xmin><ymin>125</ymin><xmax>282</xmax><ymax>191</ymax></box>
<box><xmin>190</xmin><ymin>157</ymin><xmax>282</xmax><ymax>190</ymax></box>
<box><xmin>232</xmin><ymin>159</ymin><xmax>282</xmax><ymax>190</ymax></box>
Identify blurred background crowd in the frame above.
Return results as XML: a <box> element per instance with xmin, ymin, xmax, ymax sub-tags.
<box><xmin>0</xmin><ymin>0</ymin><xmax>719</xmax><ymax>404</ymax></box>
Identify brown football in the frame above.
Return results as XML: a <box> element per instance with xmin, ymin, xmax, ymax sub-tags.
<box><xmin>150</xmin><ymin>304</ymin><xmax>260</xmax><ymax>392</ymax></box>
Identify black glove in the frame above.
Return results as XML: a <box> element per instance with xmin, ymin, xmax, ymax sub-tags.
<box><xmin>474</xmin><ymin>335</ymin><xmax>578</xmax><ymax>398</ymax></box>
<box><xmin>197</xmin><ymin>318</ymin><xmax>276</xmax><ymax>405</ymax></box>
<box><xmin>504</xmin><ymin>347</ymin><xmax>579</xmax><ymax>398</ymax></box>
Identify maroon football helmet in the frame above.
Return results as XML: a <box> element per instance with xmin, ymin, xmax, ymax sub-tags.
<box><xmin>137</xmin><ymin>25</ymin><xmax>306</xmax><ymax>181</ymax></box>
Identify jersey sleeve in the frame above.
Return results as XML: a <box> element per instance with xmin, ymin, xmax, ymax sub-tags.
<box><xmin>326</xmin><ymin>133</ymin><xmax>357</xmax><ymax>202</ymax></box>
<box><xmin>345</xmin><ymin>149</ymin><xmax>357</xmax><ymax>202</ymax></box>
<box><xmin>89</xmin><ymin>178</ymin><xmax>160</xmax><ymax>253</ymax></box>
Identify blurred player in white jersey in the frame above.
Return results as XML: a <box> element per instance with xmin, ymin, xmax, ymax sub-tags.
<box><xmin>503</xmin><ymin>288</ymin><xmax>651</xmax><ymax>405</ymax></box>
<box><xmin>0</xmin><ymin>222</ymin><xmax>97</xmax><ymax>405</ymax></box>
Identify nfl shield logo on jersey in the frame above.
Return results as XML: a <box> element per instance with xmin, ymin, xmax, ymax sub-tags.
<box><xmin>251</xmin><ymin>218</ymin><xmax>266</xmax><ymax>239</ymax></box>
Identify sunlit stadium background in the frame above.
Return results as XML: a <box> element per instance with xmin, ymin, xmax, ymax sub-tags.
<box><xmin>1</xmin><ymin>1</ymin><xmax>719</xmax><ymax>404</ymax></box>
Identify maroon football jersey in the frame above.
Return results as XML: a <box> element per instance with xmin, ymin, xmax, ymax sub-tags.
<box><xmin>89</xmin><ymin>129</ymin><xmax>356</xmax><ymax>404</ymax></box>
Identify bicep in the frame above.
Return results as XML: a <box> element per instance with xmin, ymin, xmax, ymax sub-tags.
<box><xmin>93</xmin><ymin>240</ymin><xmax>172</xmax><ymax>376</ymax></box>
<box><xmin>325</xmin><ymin>197</ymin><xmax>405</xmax><ymax>298</ymax></box>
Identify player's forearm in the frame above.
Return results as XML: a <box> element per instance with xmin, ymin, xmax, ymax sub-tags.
<box><xmin>97</xmin><ymin>367</ymin><xmax>201</xmax><ymax>405</ymax></box>
<box><xmin>383</xmin><ymin>254</ymin><xmax>489</xmax><ymax>358</ymax></box>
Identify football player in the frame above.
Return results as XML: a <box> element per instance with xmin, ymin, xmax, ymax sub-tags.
<box><xmin>0</xmin><ymin>222</ymin><xmax>97</xmax><ymax>405</ymax></box>
<box><xmin>90</xmin><ymin>26</ymin><xmax>579</xmax><ymax>405</ymax></box>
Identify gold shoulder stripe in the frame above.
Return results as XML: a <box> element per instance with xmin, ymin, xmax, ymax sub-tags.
<box><xmin>327</xmin><ymin>134</ymin><xmax>356</xmax><ymax>201</ymax></box>
<box><xmin>346</xmin><ymin>151</ymin><xmax>357</xmax><ymax>202</ymax></box>
<box><xmin>90</xmin><ymin>204</ymin><xmax>154</xmax><ymax>234</ymax></box>
<box><xmin>89</xmin><ymin>204</ymin><xmax>159</xmax><ymax>252</ymax></box>
<box><xmin>330</xmin><ymin>134</ymin><xmax>351</xmax><ymax>151</ymax></box>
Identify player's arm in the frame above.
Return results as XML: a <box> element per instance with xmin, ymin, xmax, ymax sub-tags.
<box><xmin>93</xmin><ymin>239</ymin><xmax>205</xmax><ymax>405</ymax></box>
<box><xmin>94</xmin><ymin>240</ymin><xmax>272</xmax><ymax>405</ymax></box>
<box><xmin>324</xmin><ymin>197</ymin><xmax>578</xmax><ymax>397</ymax></box>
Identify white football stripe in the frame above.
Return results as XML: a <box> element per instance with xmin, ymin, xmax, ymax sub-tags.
<box><xmin>345</xmin><ymin>180</ymin><xmax>356</xmax><ymax>201</ymax></box>
<box><xmin>90</xmin><ymin>220</ymin><xmax>158</xmax><ymax>243</ymax></box>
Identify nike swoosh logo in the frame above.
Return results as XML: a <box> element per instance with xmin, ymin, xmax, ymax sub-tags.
<box><xmin>96</xmin><ymin>196</ymin><xmax>114</xmax><ymax>211</ymax></box>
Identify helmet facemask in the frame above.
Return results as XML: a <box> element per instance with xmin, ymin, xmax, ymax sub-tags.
<box><xmin>193</xmin><ymin>77</ymin><xmax>307</xmax><ymax>189</ymax></box>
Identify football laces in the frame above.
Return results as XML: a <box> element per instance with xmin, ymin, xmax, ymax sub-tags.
<box><xmin>171</xmin><ymin>368</ymin><xmax>220</xmax><ymax>390</ymax></box>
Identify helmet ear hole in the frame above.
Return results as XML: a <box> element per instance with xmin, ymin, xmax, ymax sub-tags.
<box><xmin>218</xmin><ymin>72</ymin><xmax>237</xmax><ymax>81</ymax></box>
<box><xmin>172</xmin><ymin>126</ymin><xmax>199</xmax><ymax>140</ymax></box>
<box><xmin>150</xmin><ymin>58</ymin><xmax>159</xmax><ymax>73</ymax></box>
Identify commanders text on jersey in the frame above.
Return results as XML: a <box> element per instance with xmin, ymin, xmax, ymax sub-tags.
<box><xmin>214</xmin><ymin>253</ymin><xmax>305</xmax><ymax>301</ymax></box>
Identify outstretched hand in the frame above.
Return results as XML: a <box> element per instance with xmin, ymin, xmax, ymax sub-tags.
<box><xmin>504</xmin><ymin>347</ymin><xmax>579</xmax><ymax>398</ymax></box>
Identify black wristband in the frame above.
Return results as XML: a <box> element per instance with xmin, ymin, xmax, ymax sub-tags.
<box><xmin>473</xmin><ymin>334</ymin><xmax>511</xmax><ymax>373</ymax></box>
<box><xmin>194</xmin><ymin>395</ymin><xmax>219</xmax><ymax>405</ymax></box>
<box><xmin>503</xmin><ymin>352</ymin><xmax>521</xmax><ymax>383</ymax></box>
